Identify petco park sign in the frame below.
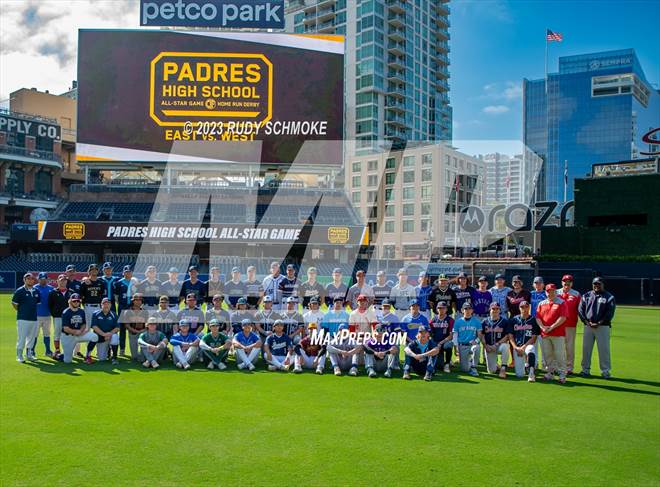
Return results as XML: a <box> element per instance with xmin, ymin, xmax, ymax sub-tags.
<box><xmin>140</xmin><ymin>0</ymin><xmax>284</xmax><ymax>28</ymax></box>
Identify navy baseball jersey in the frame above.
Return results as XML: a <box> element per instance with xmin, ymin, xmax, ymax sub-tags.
<box><xmin>265</xmin><ymin>333</ymin><xmax>292</xmax><ymax>356</ymax></box>
<box><xmin>205</xmin><ymin>279</ymin><xmax>224</xmax><ymax>304</ymax></box>
<box><xmin>372</xmin><ymin>284</ymin><xmax>392</xmax><ymax>306</ymax></box>
<box><xmin>67</xmin><ymin>278</ymin><xmax>82</xmax><ymax>295</ymax></box>
<box><xmin>180</xmin><ymin>279</ymin><xmax>206</xmax><ymax>303</ymax></box>
<box><xmin>160</xmin><ymin>280</ymin><xmax>182</xmax><ymax>308</ymax></box>
<box><xmin>452</xmin><ymin>285</ymin><xmax>475</xmax><ymax>310</ymax></box>
<box><xmin>91</xmin><ymin>310</ymin><xmax>119</xmax><ymax>332</ymax></box>
<box><xmin>80</xmin><ymin>279</ymin><xmax>106</xmax><ymax>305</ymax></box>
<box><xmin>429</xmin><ymin>315</ymin><xmax>454</xmax><ymax>343</ymax></box>
<box><xmin>61</xmin><ymin>307</ymin><xmax>86</xmax><ymax>331</ymax></box>
<box><xmin>428</xmin><ymin>285</ymin><xmax>457</xmax><ymax>314</ymax></box>
<box><xmin>176</xmin><ymin>307</ymin><xmax>205</xmax><ymax>334</ymax></box>
<box><xmin>12</xmin><ymin>286</ymin><xmax>40</xmax><ymax>321</ymax></box>
<box><xmin>137</xmin><ymin>278</ymin><xmax>162</xmax><ymax>307</ymax></box>
<box><xmin>224</xmin><ymin>280</ymin><xmax>248</xmax><ymax>308</ymax></box>
<box><xmin>278</xmin><ymin>277</ymin><xmax>299</xmax><ymax>301</ymax></box>
<box><xmin>509</xmin><ymin>315</ymin><xmax>540</xmax><ymax>346</ymax></box>
<box><xmin>99</xmin><ymin>275</ymin><xmax>118</xmax><ymax>305</ymax></box>
<box><xmin>480</xmin><ymin>317</ymin><xmax>510</xmax><ymax>346</ymax></box>
<box><xmin>324</xmin><ymin>283</ymin><xmax>348</xmax><ymax>307</ymax></box>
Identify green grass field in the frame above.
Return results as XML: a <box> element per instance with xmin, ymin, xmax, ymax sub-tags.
<box><xmin>1</xmin><ymin>294</ymin><xmax>658</xmax><ymax>486</ymax></box>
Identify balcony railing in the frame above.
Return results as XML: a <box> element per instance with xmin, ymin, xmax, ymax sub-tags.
<box><xmin>0</xmin><ymin>107</ymin><xmax>58</xmax><ymax>125</ymax></box>
<box><xmin>0</xmin><ymin>144</ymin><xmax>62</xmax><ymax>163</ymax></box>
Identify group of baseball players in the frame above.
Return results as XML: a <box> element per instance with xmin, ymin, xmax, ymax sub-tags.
<box><xmin>11</xmin><ymin>261</ymin><xmax>616</xmax><ymax>382</ymax></box>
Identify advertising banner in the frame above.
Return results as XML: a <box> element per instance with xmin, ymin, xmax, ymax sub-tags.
<box><xmin>77</xmin><ymin>30</ymin><xmax>344</xmax><ymax>165</ymax></box>
<box><xmin>0</xmin><ymin>114</ymin><xmax>61</xmax><ymax>141</ymax></box>
<box><xmin>0</xmin><ymin>271</ymin><xmax>17</xmax><ymax>291</ymax></box>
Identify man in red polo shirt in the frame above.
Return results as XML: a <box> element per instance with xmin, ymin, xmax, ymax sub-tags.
<box><xmin>558</xmin><ymin>274</ymin><xmax>581</xmax><ymax>375</ymax></box>
<box><xmin>536</xmin><ymin>283</ymin><xmax>568</xmax><ymax>383</ymax></box>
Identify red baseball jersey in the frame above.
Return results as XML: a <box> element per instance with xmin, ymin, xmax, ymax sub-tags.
<box><xmin>558</xmin><ymin>289</ymin><xmax>581</xmax><ymax>327</ymax></box>
<box><xmin>536</xmin><ymin>297</ymin><xmax>568</xmax><ymax>337</ymax></box>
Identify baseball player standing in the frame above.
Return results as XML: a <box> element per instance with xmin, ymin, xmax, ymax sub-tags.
<box><xmin>48</xmin><ymin>275</ymin><xmax>71</xmax><ymax>359</ymax></box>
<box><xmin>114</xmin><ymin>265</ymin><xmax>134</xmax><ymax>355</ymax></box>
<box><xmin>60</xmin><ymin>294</ymin><xmax>98</xmax><ymax>364</ymax></box>
<box><xmin>452</xmin><ymin>302</ymin><xmax>482</xmax><ymax>376</ymax></box>
<box><xmin>32</xmin><ymin>272</ymin><xmax>54</xmax><ymax>358</ymax></box>
<box><xmin>245</xmin><ymin>265</ymin><xmax>264</xmax><ymax>310</ymax></box>
<box><xmin>262</xmin><ymin>261</ymin><xmax>285</xmax><ymax>310</ymax></box>
<box><xmin>558</xmin><ymin>274</ymin><xmax>581</xmax><ymax>375</ymax></box>
<box><xmin>319</xmin><ymin>296</ymin><xmax>350</xmax><ymax>334</ymax></box>
<box><xmin>479</xmin><ymin>302</ymin><xmax>510</xmax><ymax>378</ymax></box>
<box><xmin>390</xmin><ymin>268</ymin><xmax>416</xmax><ymax>313</ymax></box>
<box><xmin>80</xmin><ymin>264</ymin><xmax>106</xmax><ymax>328</ymax></box>
<box><xmin>429</xmin><ymin>301</ymin><xmax>454</xmax><ymax>373</ymax></box>
<box><xmin>349</xmin><ymin>294</ymin><xmax>378</xmax><ymax>334</ymax></box>
<box><xmin>12</xmin><ymin>273</ymin><xmax>40</xmax><ymax>362</ymax></box>
<box><xmin>428</xmin><ymin>274</ymin><xmax>458</xmax><ymax>316</ymax></box>
<box><xmin>471</xmin><ymin>276</ymin><xmax>493</xmax><ymax>319</ymax></box>
<box><xmin>536</xmin><ymin>283</ymin><xmax>568</xmax><ymax>383</ymax></box>
<box><xmin>138</xmin><ymin>318</ymin><xmax>169</xmax><ymax>368</ymax></box>
<box><xmin>324</xmin><ymin>267</ymin><xmax>348</xmax><ymax>308</ymax></box>
<box><xmin>489</xmin><ymin>274</ymin><xmax>511</xmax><ymax>316</ymax></box>
<box><xmin>176</xmin><ymin>293</ymin><xmax>206</xmax><ymax>337</ymax></box>
<box><xmin>65</xmin><ymin>265</ymin><xmax>82</xmax><ymax>295</ymax></box>
<box><xmin>99</xmin><ymin>262</ymin><xmax>118</xmax><ymax>313</ymax></box>
<box><xmin>506</xmin><ymin>275</ymin><xmax>531</xmax><ymax>319</ymax></box>
<box><xmin>530</xmin><ymin>276</ymin><xmax>547</xmax><ymax>367</ymax></box>
<box><xmin>372</xmin><ymin>270</ymin><xmax>392</xmax><ymax>307</ymax></box>
<box><xmin>137</xmin><ymin>265</ymin><xmax>162</xmax><ymax>311</ymax></box>
<box><xmin>160</xmin><ymin>267</ymin><xmax>182</xmax><ymax>312</ymax></box>
<box><xmin>152</xmin><ymin>296</ymin><xmax>179</xmax><ymax>339</ymax></box>
<box><xmin>180</xmin><ymin>266</ymin><xmax>206</xmax><ymax>305</ymax></box>
<box><xmin>297</xmin><ymin>267</ymin><xmax>325</xmax><ymax>309</ymax></box>
<box><xmin>205</xmin><ymin>266</ymin><xmax>224</xmax><ymax>307</ymax></box>
<box><xmin>224</xmin><ymin>267</ymin><xmax>247</xmax><ymax>310</ymax></box>
<box><xmin>401</xmin><ymin>299</ymin><xmax>430</xmax><ymax>343</ymax></box>
<box><xmin>578</xmin><ymin>277</ymin><xmax>616</xmax><ymax>379</ymax></box>
<box><xmin>414</xmin><ymin>272</ymin><xmax>434</xmax><ymax>319</ymax></box>
<box><xmin>345</xmin><ymin>270</ymin><xmax>375</xmax><ymax>309</ymax></box>
<box><xmin>254</xmin><ymin>295</ymin><xmax>282</xmax><ymax>339</ymax></box>
<box><xmin>508</xmin><ymin>300</ymin><xmax>539</xmax><ymax>381</ymax></box>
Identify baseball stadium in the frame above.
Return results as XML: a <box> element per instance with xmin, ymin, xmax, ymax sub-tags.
<box><xmin>1</xmin><ymin>1</ymin><xmax>659</xmax><ymax>486</ymax></box>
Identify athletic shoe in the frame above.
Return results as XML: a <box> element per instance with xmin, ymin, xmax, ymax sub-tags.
<box><xmin>207</xmin><ymin>362</ymin><xmax>215</xmax><ymax>370</ymax></box>
<box><xmin>384</xmin><ymin>368</ymin><xmax>392</xmax><ymax>378</ymax></box>
<box><xmin>392</xmin><ymin>363</ymin><xmax>401</xmax><ymax>370</ymax></box>
<box><xmin>248</xmin><ymin>362</ymin><xmax>256</xmax><ymax>371</ymax></box>
<box><xmin>17</xmin><ymin>355</ymin><xmax>24</xmax><ymax>363</ymax></box>
<box><xmin>402</xmin><ymin>371</ymin><xmax>411</xmax><ymax>380</ymax></box>
<box><xmin>368</xmin><ymin>368</ymin><xmax>377</xmax><ymax>378</ymax></box>
<box><xmin>57</xmin><ymin>354</ymin><xmax>64</xmax><ymax>362</ymax></box>
<box><xmin>543</xmin><ymin>373</ymin><xmax>554</xmax><ymax>381</ymax></box>
<box><xmin>580</xmin><ymin>370</ymin><xmax>591</xmax><ymax>378</ymax></box>
<box><xmin>176</xmin><ymin>362</ymin><xmax>183</xmax><ymax>368</ymax></box>
<box><xmin>601</xmin><ymin>372</ymin><xmax>611</xmax><ymax>380</ymax></box>
<box><xmin>424</xmin><ymin>372</ymin><xmax>432</xmax><ymax>382</ymax></box>
<box><xmin>443</xmin><ymin>364</ymin><xmax>451</xmax><ymax>373</ymax></box>
<box><xmin>334</xmin><ymin>366</ymin><xmax>342</xmax><ymax>376</ymax></box>
<box><xmin>499</xmin><ymin>367</ymin><xmax>507</xmax><ymax>379</ymax></box>
<box><xmin>567</xmin><ymin>369</ymin><xmax>573</xmax><ymax>375</ymax></box>
<box><xmin>268</xmin><ymin>365</ymin><xmax>277</xmax><ymax>371</ymax></box>
<box><xmin>143</xmin><ymin>360</ymin><xmax>151</xmax><ymax>368</ymax></box>
<box><xmin>85</xmin><ymin>356</ymin><xmax>93</xmax><ymax>365</ymax></box>
<box><xmin>528</xmin><ymin>372</ymin><xmax>536</xmax><ymax>382</ymax></box>
<box><xmin>237</xmin><ymin>362</ymin><xmax>246</xmax><ymax>370</ymax></box>
<box><xmin>294</xmin><ymin>366</ymin><xmax>303</xmax><ymax>374</ymax></box>
<box><xmin>282</xmin><ymin>363</ymin><xmax>291</xmax><ymax>372</ymax></box>
<box><xmin>315</xmin><ymin>367</ymin><xmax>323</xmax><ymax>375</ymax></box>
<box><xmin>559</xmin><ymin>375</ymin><xmax>567</xmax><ymax>384</ymax></box>
<box><xmin>217</xmin><ymin>362</ymin><xmax>227</xmax><ymax>370</ymax></box>
<box><xmin>151</xmin><ymin>360</ymin><xmax>159</xmax><ymax>368</ymax></box>
<box><xmin>76</xmin><ymin>352</ymin><xmax>84</xmax><ymax>359</ymax></box>
<box><xmin>26</xmin><ymin>352</ymin><xmax>35</xmax><ymax>361</ymax></box>
<box><xmin>45</xmin><ymin>351</ymin><xmax>54</xmax><ymax>358</ymax></box>
<box><xmin>469</xmin><ymin>368</ymin><xmax>479</xmax><ymax>377</ymax></box>
<box><xmin>119</xmin><ymin>349</ymin><xmax>126</xmax><ymax>356</ymax></box>
<box><xmin>183</xmin><ymin>363</ymin><xmax>191</xmax><ymax>370</ymax></box>
<box><xmin>112</xmin><ymin>358</ymin><xmax>119</xmax><ymax>366</ymax></box>
<box><xmin>348</xmin><ymin>367</ymin><xmax>358</xmax><ymax>376</ymax></box>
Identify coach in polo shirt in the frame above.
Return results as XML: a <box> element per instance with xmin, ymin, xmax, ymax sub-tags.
<box><xmin>12</xmin><ymin>273</ymin><xmax>40</xmax><ymax>362</ymax></box>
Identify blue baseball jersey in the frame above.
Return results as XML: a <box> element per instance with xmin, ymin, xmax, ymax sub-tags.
<box><xmin>453</xmin><ymin>316</ymin><xmax>482</xmax><ymax>344</ymax></box>
<box><xmin>530</xmin><ymin>290</ymin><xmax>546</xmax><ymax>317</ymax></box>
<box><xmin>471</xmin><ymin>289</ymin><xmax>493</xmax><ymax>316</ymax></box>
<box><xmin>160</xmin><ymin>280</ymin><xmax>182</xmax><ymax>307</ymax></box>
<box><xmin>114</xmin><ymin>278</ymin><xmax>133</xmax><ymax>310</ymax></box>
<box><xmin>224</xmin><ymin>280</ymin><xmax>248</xmax><ymax>307</ymax></box>
<box><xmin>61</xmin><ymin>307</ymin><xmax>86</xmax><ymax>331</ymax></box>
<box><xmin>137</xmin><ymin>278</ymin><xmax>162</xmax><ymax>307</ymax></box>
<box><xmin>408</xmin><ymin>339</ymin><xmax>438</xmax><ymax>355</ymax></box>
<box><xmin>415</xmin><ymin>285</ymin><xmax>433</xmax><ymax>312</ymax></box>
<box><xmin>99</xmin><ymin>275</ymin><xmax>118</xmax><ymax>304</ymax></box>
<box><xmin>510</xmin><ymin>315</ymin><xmax>540</xmax><ymax>346</ymax></box>
<box><xmin>12</xmin><ymin>286</ymin><xmax>40</xmax><ymax>321</ymax></box>
<box><xmin>235</xmin><ymin>331</ymin><xmax>260</xmax><ymax>347</ymax></box>
<box><xmin>480</xmin><ymin>316</ymin><xmax>510</xmax><ymax>346</ymax></box>
<box><xmin>320</xmin><ymin>309</ymin><xmax>349</xmax><ymax>334</ymax></box>
<box><xmin>379</xmin><ymin>312</ymin><xmax>401</xmax><ymax>332</ymax></box>
<box><xmin>489</xmin><ymin>286</ymin><xmax>512</xmax><ymax>314</ymax></box>
<box><xmin>169</xmin><ymin>332</ymin><xmax>198</xmax><ymax>347</ymax></box>
<box><xmin>180</xmin><ymin>279</ymin><xmax>206</xmax><ymax>302</ymax></box>
<box><xmin>91</xmin><ymin>310</ymin><xmax>119</xmax><ymax>332</ymax></box>
<box><xmin>265</xmin><ymin>333</ymin><xmax>292</xmax><ymax>356</ymax></box>
<box><xmin>401</xmin><ymin>313</ymin><xmax>430</xmax><ymax>340</ymax></box>
<box><xmin>67</xmin><ymin>279</ymin><xmax>82</xmax><ymax>295</ymax></box>
<box><xmin>34</xmin><ymin>283</ymin><xmax>54</xmax><ymax>317</ymax></box>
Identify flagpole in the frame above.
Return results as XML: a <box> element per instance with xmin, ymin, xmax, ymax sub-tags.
<box><xmin>563</xmin><ymin>159</ymin><xmax>568</xmax><ymax>202</ymax></box>
<box><xmin>453</xmin><ymin>175</ymin><xmax>459</xmax><ymax>256</ymax></box>
<box><xmin>544</xmin><ymin>28</ymin><xmax>549</xmax><ymax>95</ymax></box>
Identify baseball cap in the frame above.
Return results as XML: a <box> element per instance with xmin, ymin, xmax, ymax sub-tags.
<box><xmin>592</xmin><ymin>277</ymin><xmax>604</xmax><ymax>284</ymax></box>
<box><xmin>102</xmin><ymin>262</ymin><xmax>113</xmax><ymax>270</ymax></box>
<box><xmin>147</xmin><ymin>317</ymin><xmax>158</xmax><ymax>325</ymax></box>
<box><xmin>208</xmin><ymin>319</ymin><xmax>220</xmax><ymax>327</ymax></box>
<box><xmin>461</xmin><ymin>302</ymin><xmax>473</xmax><ymax>310</ymax></box>
<box><xmin>210</xmin><ymin>266</ymin><xmax>220</xmax><ymax>272</ymax></box>
<box><xmin>263</xmin><ymin>295</ymin><xmax>273</xmax><ymax>303</ymax></box>
<box><xmin>236</xmin><ymin>297</ymin><xmax>248</xmax><ymax>305</ymax></box>
<box><xmin>489</xmin><ymin>302</ymin><xmax>500</xmax><ymax>309</ymax></box>
<box><xmin>273</xmin><ymin>319</ymin><xmax>284</xmax><ymax>328</ymax></box>
<box><xmin>338</xmin><ymin>323</ymin><xmax>349</xmax><ymax>331</ymax></box>
<box><xmin>286</xmin><ymin>296</ymin><xmax>298</xmax><ymax>303</ymax></box>
<box><xmin>562</xmin><ymin>274</ymin><xmax>574</xmax><ymax>282</ymax></box>
<box><xmin>309</xmin><ymin>297</ymin><xmax>319</xmax><ymax>305</ymax></box>
<box><xmin>438</xmin><ymin>274</ymin><xmax>448</xmax><ymax>280</ymax></box>
<box><xmin>545</xmin><ymin>283</ymin><xmax>557</xmax><ymax>291</ymax></box>
<box><xmin>374</xmin><ymin>324</ymin><xmax>385</xmax><ymax>333</ymax></box>
<box><xmin>307</xmin><ymin>267</ymin><xmax>317</xmax><ymax>273</ymax></box>
<box><xmin>188</xmin><ymin>265</ymin><xmax>198</xmax><ymax>272</ymax></box>
<box><xmin>38</xmin><ymin>272</ymin><xmax>48</xmax><ymax>279</ymax></box>
<box><xmin>533</xmin><ymin>276</ymin><xmax>544</xmax><ymax>284</ymax></box>
<box><xmin>159</xmin><ymin>296</ymin><xmax>169</xmax><ymax>302</ymax></box>
<box><xmin>88</xmin><ymin>264</ymin><xmax>98</xmax><ymax>271</ymax></box>
<box><xmin>519</xmin><ymin>300</ymin><xmax>530</xmax><ymax>307</ymax></box>
<box><xmin>247</xmin><ymin>265</ymin><xmax>256</xmax><ymax>272</ymax></box>
<box><xmin>70</xmin><ymin>293</ymin><xmax>81</xmax><ymax>300</ymax></box>
<box><xmin>478</xmin><ymin>275</ymin><xmax>488</xmax><ymax>282</ymax></box>
<box><xmin>168</xmin><ymin>267</ymin><xmax>179</xmax><ymax>273</ymax></box>
<box><xmin>178</xmin><ymin>319</ymin><xmax>190</xmax><ymax>327</ymax></box>
<box><xmin>23</xmin><ymin>273</ymin><xmax>34</xmax><ymax>280</ymax></box>
<box><xmin>381</xmin><ymin>299</ymin><xmax>392</xmax><ymax>306</ymax></box>
<box><xmin>101</xmin><ymin>297</ymin><xmax>110</xmax><ymax>304</ymax></box>
<box><xmin>185</xmin><ymin>293</ymin><xmax>196</xmax><ymax>299</ymax></box>
<box><xmin>357</xmin><ymin>294</ymin><xmax>369</xmax><ymax>301</ymax></box>
<box><xmin>132</xmin><ymin>293</ymin><xmax>144</xmax><ymax>301</ymax></box>
<box><xmin>122</xmin><ymin>265</ymin><xmax>132</xmax><ymax>273</ymax></box>
<box><xmin>409</xmin><ymin>299</ymin><xmax>419</xmax><ymax>306</ymax></box>
<box><xmin>307</xmin><ymin>322</ymin><xmax>318</xmax><ymax>329</ymax></box>
<box><xmin>377</xmin><ymin>270</ymin><xmax>386</xmax><ymax>276</ymax></box>
<box><xmin>512</xmin><ymin>275</ymin><xmax>522</xmax><ymax>282</ymax></box>
<box><xmin>419</xmin><ymin>271</ymin><xmax>428</xmax><ymax>278</ymax></box>
<box><xmin>333</xmin><ymin>267</ymin><xmax>342</xmax><ymax>274</ymax></box>
<box><xmin>418</xmin><ymin>325</ymin><xmax>429</xmax><ymax>333</ymax></box>
<box><xmin>397</xmin><ymin>268</ymin><xmax>407</xmax><ymax>275</ymax></box>
<box><xmin>241</xmin><ymin>319</ymin><xmax>252</xmax><ymax>327</ymax></box>
<box><xmin>231</xmin><ymin>267</ymin><xmax>240</xmax><ymax>273</ymax></box>
<box><xmin>457</xmin><ymin>272</ymin><xmax>467</xmax><ymax>279</ymax></box>
<box><xmin>333</xmin><ymin>295</ymin><xmax>344</xmax><ymax>302</ymax></box>
<box><xmin>212</xmin><ymin>294</ymin><xmax>224</xmax><ymax>301</ymax></box>
<box><xmin>286</xmin><ymin>264</ymin><xmax>295</xmax><ymax>270</ymax></box>
<box><xmin>495</xmin><ymin>273</ymin><xmax>505</xmax><ymax>280</ymax></box>
<box><xmin>436</xmin><ymin>301</ymin><xmax>448</xmax><ymax>308</ymax></box>
<box><xmin>66</xmin><ymin>265</ymin><xmax>76</xmax><ymax>271</ymax></box>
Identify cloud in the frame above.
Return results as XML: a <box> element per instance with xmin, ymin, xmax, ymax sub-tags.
<box><xmin>483</xmin><ymin>105</ymin><xmax>510</xmax><ymax>115</ymax></box>
<box><xmin>452</xmin><ymin>0</ymin><xmax>513</xmax><ymax>23</ymax></box>
<box><xmin>479</xmin><ymin>81</ymin><xmax>522</xmax><ymax>102</ymax></box>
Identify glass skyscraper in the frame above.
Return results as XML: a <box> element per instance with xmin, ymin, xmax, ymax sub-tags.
<box><xmin>285</xmin><ymin>0</ymin><xmax>452</xmax><ymax>152</ymax></box>
<box><xmin>523</xmin><ymin>48</ymin><xmax>659</xmax><ymax>202</ymax></box>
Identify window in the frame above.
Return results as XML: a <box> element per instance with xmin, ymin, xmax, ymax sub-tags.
<box><xmin>403</xmin><ymin>221</ymin><xmax>414</xmax><ymax>232</ymax></box>
<box><xmin>352</xmin><ymin>192</ymin><xmax>361</xmax><ymax>204</ymax></box>
<box><xmin>422</xmin><ymin>168</ymin><xmax>432</xmax><ymax>181</ymax></box>
<box><xmin>368</xmin><ymin>175</ymin><xmax>378</xmax><ymax>186</ymax></box>
<box><xmin>385</xmin><ymin>172</ymin><xmax>396</xmax><ymax>185</ymax></box>
<box><xmin>34</xmin><ymin>171</ymin><xmax>52</xmax><ymax>194</ymax></box>
<box><xmin>421</xmin><ymin>186</ymin><xmax>432</xmax><ymax>199</ymax></box>
<box><xmin>422</xmin><ymin>153</ymin><xmax>433</xmax><ymax>165</ymax></box>
<box><xmin>367</xmin><ymin>159</ymin><xmax>378</xmax><ymax>171</ymax></box>
<box><xmin>367</xmin><ymin>190</ymin><xmax>378</xmax><ymax>202</ymax></box>
<box><xmin>352</xmin><ymin>162</ymin><xmax>361</xmax><ymax>172</ymax></box>
<box><xmin>403</xmin><ymin>203</ymin><xmax>414</xmax><ymax>216</ymax></box>
<box><xmin>368</xmin><ymin>206</ymin><xmax>378</xmax><ymax>219</ymax></box>
<box><xmin>403</xmin><ymin>187</ymin><xmax>415</xmax><ymax>200</ymax></box>
<box><xmin>403</xmin><ymin>171</ymin><xmax>415</xmax><ymax>183</ymax></box>
<box><xmin>352</xmin><ymin>176</ymin><xmax>361</xmax><ymax>187</ymax></box>
<box><xmin>421</xmin><ymin>220</ymin><xmax>429</xmax><ymax>232</ymax></box>
<box><xmin>6</xmin><ymin>168</ymin><xmax>25</xmax><ymax>194</ymax></box>
<box><xmin>385</xmin><ymin>188</ymin><xmax>395</xmax><ymax>201</ymax></box>
<box><xmin>385</xmin><ymin>205</ymin><xmax>395</xmax><ymax>217</ymax></box>
<box><xmin>403</xmin><ymin>155</ymin><xmax>415</xmax><ymax>167</ymax></box>
<box><xmin>421</xmin><ymin>202</ymin><xmax>431</xmax><ymax>215</ymax></box>
<box><xmin>385</xmin><ymin>221</ymin><xmax>395</xmax><ymax>233</ymax></box>
<box><xmin>386</xmin><ymin>157</ymin><xmax>396</xmax><ymax>169</ymax></box>
<box><xmin>368</xmin><ymin>221</ymin><xmax>378</xmax><ymax>236</ymax></box>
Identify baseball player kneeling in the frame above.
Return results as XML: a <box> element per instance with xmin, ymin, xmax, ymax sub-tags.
<box><xmin>326</xmin><ymin>323</ymin><xmax>361</xmax><ymax>376</ymax></box>
<box><xmin>199</xmin><ymin>319</ymin><xmax>231</xmax><ymax>370</ymax></box>
<box><xmin>233</xmin><ymin>319</ymin><xmax>262</xmax><ymax>371</ymax></box>
<box><xmin>60</xmin><ymin>294</ymin><xmax>99</xmax><ymax>364</ymax></box>
<box><xmin>138</xmin><ymin>318</ymin><xmax>169</xmax><ymax>368</ymax></box>
<box><xmin>169</xmin><ymin>320</ymin><xmax>200</xmax><ymax>370</ymax></box>
<box><xmin>294</xmin><ymin>323</ymin><xmax>326</xmax><ymax>374</ymax></box>
<box><xmin>87</xmin><ymin>298</ymin><xmax>120</xmax><ymax>365</ymax></box>
<box><xmin>479</xmin><ymin>302</ymin><xmax>511</xmax><ymax>379</ymax></box>
<box><xmin>508</xmin><ymin>300</ymin><xmax>539</xmax><ymax>382</ymax></box>
<box><xmin>264</xmin><ymin>320</ymin><xmax>294</xmax><ymax>372</ymax></box>
<box><xmin>364</xmin><ymin>324</ymin><xmax>399</xmax><ymax>378</ymax></box>
<box><xmin>403</xmin><ymin>326</ymin><xmax>438</xmax><ymax>381</ymax></box>
<box><xmin>452</xmin><ymin>303</ymin><xmax>482</xmax><ymax>377</ymax></box>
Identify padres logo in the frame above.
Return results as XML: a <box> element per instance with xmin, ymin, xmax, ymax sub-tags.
<box><xmin>327</xmin><ymin>227</ymin><xmax>349</xmax><ymax>244</ymax></box>
<box><xmin>63</xmin><ymin>223</ymin><xmax>85</xmax><ymax>240</ymax></box>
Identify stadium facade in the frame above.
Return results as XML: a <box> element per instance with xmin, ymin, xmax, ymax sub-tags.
<box><xmin>285</xmin><ymin>0</ymin><xmax>452</xmax><ymax>150</ymax></box>
<box><xmin>523</xmin><ymin>48</ymin><xmax>660</xmax><ymax>202</ymax></box>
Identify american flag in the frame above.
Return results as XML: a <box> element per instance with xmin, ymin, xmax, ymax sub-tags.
<box><xmin>546</xmin><ymin>29</ymin><xmax>563</xmax><ymax>42</ymax></box>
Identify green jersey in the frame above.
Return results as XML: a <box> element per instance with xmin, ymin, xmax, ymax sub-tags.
<box><xmin>139</xmin><ymin>330</ymin><xmax>166</xmax><ymax>346</ymax></box>
<box><xmin>202</xmin><ymin>332</ymin><xmax>228</xmax><ymax>348</ymax></box>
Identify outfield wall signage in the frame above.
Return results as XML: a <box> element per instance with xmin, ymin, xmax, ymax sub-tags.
<box><xmin>77</xmin><ymin>30</ymin><xmax>344</xmax><ymax>165</ymax></box>
<box><xmin>459</xmin><ymin>201</ymin><xmax>575</xmax><ymax>233</ymax></box>
<box><xmin>37</xmin><ymin>221</ymin><xmax>366</xmax><ymax>246</ymax></box>
<box><xmin>140</xmin><ymin>0</ymin><xmax>284</xmax><ymax>29</ymax></box>
<box><xmin>0</xmin><ymin>271</ymin><xmax>17</xmax><ymax>291</ymax></box>
<box><xmin>0</xmin><ymin>114</ymin><xmax>61</xmax><ymax>141</ymax></box>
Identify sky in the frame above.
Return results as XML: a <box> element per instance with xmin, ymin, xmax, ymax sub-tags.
<box><xmin>0</xmin><ymin>0</ymin><xmax>658</xmax><ymax>148</ymax></box>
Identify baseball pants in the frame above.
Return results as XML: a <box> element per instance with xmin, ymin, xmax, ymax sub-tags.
<box><xmin>328</xmin><ymin>352</ymin><xmax>358</xmax><ymax>371</ymax></box>
<box><xmin>172</xmin><ymin>345</ymin><xmax>199</xmax><ymax>366</ymax></box>
<box><xmin>236</xmin><ymin>348</ymin><xmax>260</xmax><ymax>367</ymax></box>
<box><xmin>404</xmin><ymin>355</ymin><xmax>436</xmax><ymax>375</ymax></box>
<box><xmin>267</xmin><ymin>354</ymin><xmax>290</xmax><ymax>369</ymax></box>
<box><xmin>37</xmin><ymin>316</ymin><xmax>52</xmax><ymax>338</ymax></box>
<box><xmin>143</xmin><ymin>346</ymin><xmax>166</xmax><ymax>363</ymax></box>
<box><xmin>128</xmin><ymin>332</ymin><xmax>145</xmax><ymax>361</ymax></box>
<box><xmin>565</xmin><ymin>326</ymin><xmax>577</xmax><ymax>372</ymax></box>
<box><xmin>295</xmin><ymin>350</ymin><xmax>326</xmax><ymax>370</ymax></box>
<box><xmin>16</xmin><ymin>320</ymin><xmax>38</xmax><ymax>357</ymax></box>
<box><xmin>95</xmin><ymin>334</ymin><xmax>120</xmax><ymax>360</ymax></box>
<box><xmin>512</xmin><ymin>345</ymin><xmax>537</xmax><ymax>377</ymax></box>
<box><xmin>457</xmin><ymin>343</ymin><xmax>481</xmax><ymax>372</ymax></box>
<box><xmin>485</xmin><ymin>343</ymin><xmax>511</xmax><ymax>373</ymax></box>
<box><xmin>541</xmin><ymin>335</ymin><xmax>566</xmax><ymax>376</ymax></box>
<box><xmin>53</xmin><ymin>317</ymin><xmax>63</xmax><ymax>341</ymax></box>
<box><xmin>581</xmin><ymin>325</ymin><xmax>611</xmax><ymax>376</ymax></box>
<box><xmin>202</xmin><ymin>349</ymin><xmax>228</xmax><ymax>365</ymax></box>
<box><xmin>435</xmin><ymin>341</ymin><xmax>453</xmax><ymax>369</ymax></box>
<box><xmin>61</xmin><ymin>331</ymin><xmax>98</xmax><ymax>363</ymax></box>
<box><xmin>84</xmin><ymin>304</ymin><xmax>100</xmax><ymax>327</ymax></box>
<box><xmin>365</xmin><ymin>353</ymin><xmax>396</xmax><ymax>372</ymax></box>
